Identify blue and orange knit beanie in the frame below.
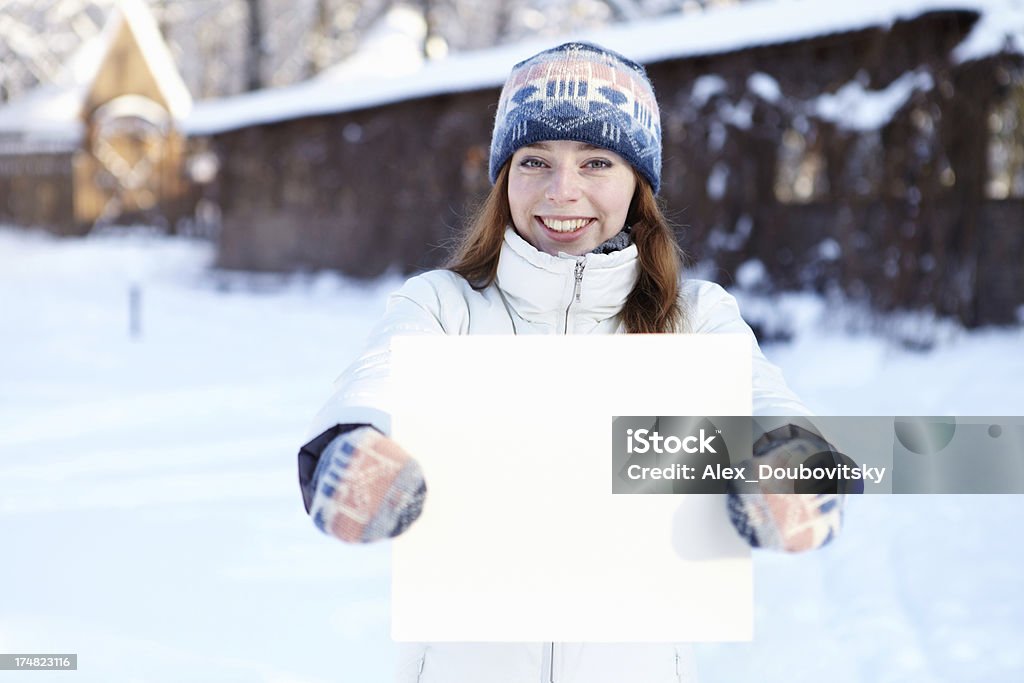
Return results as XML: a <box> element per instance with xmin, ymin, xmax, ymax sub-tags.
<box><xmin>489</xmin><ymin>42</ymin><xmax>662</xmax><ymax>194</ymax></box>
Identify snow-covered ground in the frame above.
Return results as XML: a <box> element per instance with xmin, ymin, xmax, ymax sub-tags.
<box><xmin>0</xmin><ymin>226</ymin><xmax>1021</xmax><ymax>682</ymax></box>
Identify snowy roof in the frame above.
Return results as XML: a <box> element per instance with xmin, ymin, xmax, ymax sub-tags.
<box><xmin>953</xmin><ymin>0</ymin><xmax>1024</xmax><ymax>62</ymax></box>
<box><xmin>184</xmin><ymin>0</ymin><xmax>1020</xmax><ymax>137</ymax></box>
<box><xmin>317</xmin><ymin>5</ymin><xmax>428</xmax><ymax>83</ymax></box>
<box><xmin>0</xmin><ymin>0</ymin><xmax>191</xmax><ymax>146</ymax></box>
<box><xmin>110</xmin><ymin>0</ymin><xmax>193</xmax><ymax>120</ymax></box>
<box><xmin>0</xmin><ymin>85</ymin><xmax>86</xmax><ymax>149</ymax></box>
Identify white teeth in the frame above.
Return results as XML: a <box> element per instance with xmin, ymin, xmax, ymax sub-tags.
<box><xmin>542</xmin><ymin>218</ymin><xmax>589</xmax><ymax>232</ymax></box>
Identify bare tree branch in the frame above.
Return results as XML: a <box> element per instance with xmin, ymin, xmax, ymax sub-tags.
<box><xmin>601</xmin><ymin>0</ymin><xmax>642</xmax><ymax>21</ymax></box>
<box><xmin>244</xmin><ymin>0</ymin><xmax>264</xmax><ymax>91</ymax></box>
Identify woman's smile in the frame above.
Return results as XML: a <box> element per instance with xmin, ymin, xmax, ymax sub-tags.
<box><xmin>537</xmin><ymin>216</ymin><xmax>594</xmax><ymax>233</ymax></box>
<box><xmin>535</xmin><ymin>216</ymin><xmax>597</xmax><ymax>243</ymax></box>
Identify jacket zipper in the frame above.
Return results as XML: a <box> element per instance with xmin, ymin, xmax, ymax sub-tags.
<box><xmin>415</xmin><ymin>649</ymin><xmax>427</xmax><ymax>683</ymax></box>
<box><xmin>563</xmin><ymin>256</ymin><xmax>586</xmax><ymax>334</ymax></box>
<box><xmin>542</xmin><ymin>641</ymin><xmax>555</xmax><ymax>683</ymax></box>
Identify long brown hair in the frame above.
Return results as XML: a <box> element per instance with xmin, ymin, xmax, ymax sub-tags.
<box><xmin>447</xmin><ymin>163</ymin><xmax>686</xmax><ymax>333</ymax></box>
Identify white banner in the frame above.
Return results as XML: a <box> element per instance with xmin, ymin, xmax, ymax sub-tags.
<box><xmin>391</xmin><ymin>334</ymin><xmax>753</xmax><ymax>642</ymax></box>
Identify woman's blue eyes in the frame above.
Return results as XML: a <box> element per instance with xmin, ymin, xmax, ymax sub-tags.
<box><xmin>518</xmin><ymin>158</ymin><xmax>613</xmax><ymax>169</ymax></box>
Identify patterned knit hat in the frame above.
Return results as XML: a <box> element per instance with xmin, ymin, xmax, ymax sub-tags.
<box><xmin>489</xmin><ymin>42</ymin><xmax>662</xmax><ymax>193</ymax></box>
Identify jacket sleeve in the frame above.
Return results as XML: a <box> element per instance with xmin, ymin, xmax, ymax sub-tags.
<box><xmin>297</xmin><ymin>273</ymin><xmax>461</xmax><ymax>516</ymax></box>
<box><xmin>305</xmin><ymin>272</ymin><xmax>463</xmax><ymax>441</ymax></box>
<box><xmin>686</xmin><ymin>280</ymin><xmax>812</xmax><ymax>418</ymax></box>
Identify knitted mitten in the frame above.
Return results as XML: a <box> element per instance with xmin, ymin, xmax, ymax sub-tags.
<box><xmin>309</xmin><ymin>426</ymin><xmax>427</xmax><ymax>543</ymax></box>
<box><xmin>727</xmin><ymin>424</ymin><xmax>845</xmax><ymax>552</ymax></box>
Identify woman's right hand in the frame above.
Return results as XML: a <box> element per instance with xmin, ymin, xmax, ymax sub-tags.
<box><xmin>309</xmin><ymin>427</ymin><xmax>427</xmax><ymax>543</ymax></box>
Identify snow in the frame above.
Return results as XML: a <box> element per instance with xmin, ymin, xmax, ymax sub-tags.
<box><xmin>114</xmin><ymin>0</ymin><xmax>193</xmax><ymax>120</ymax></box>
<box><xmin>690</xmin><ymin>74</ymin><xmax>728</xmax><ymax>106</ymax></box>
<box><xmin>747</xmin><ymin>72</ymin><xmax>782</xmax><ymax>103</ymax></box>
<box><xmin>816</xmin><ymin>237</ymin><xmax>841</xmax><ymax>261</ymax></box>
<box><xmin>717</xmin><ymin>97</ymin><xmax>755</xmax><ymax>129</ymax></box>
<box><xmin>3</xmin><ymin>0</ymin><xmax>1017</xmax><ymax>142</ymax></box>
<box><xmin>814</xmin><ymin>70</ymin><xmax>935</xmax><ymax>132</ymax></box>
<box><xmin>182</xmin><ymin>38</ymin><xmax>544</xmax><ymax>137</ymax></box>
<box><xmin>0</xmin><ymin>0</ymin><xmax>190</xmax><ymax>145</ymax></box>
<box><xmin>185</xmin><ymin>0</ymin><xmax>1019</xmax><ymax>137</ymax></box>
<box><xmin>954</xmin><ymin>0</ymin><xmax>1024</xmax><ymax>63</ymax></box>
<box><xmin>0</xmin><ymin>13</ymin><xmax>111</xmax><ymax>142</ymax></box>
<box><xmin>734</xmin><ymin>290</ymin><xmax>1024</xmax><ymax>414</ymax></box>
<box><xmin>0</xmin><ymin>85</ymin><xmax>84</xmax><ymax>146</ymax></box>
<box><xmin>0</xmin><ymin>227</ymin><xmax>403</xmax><ymax>682</ymax></box>
<box><xmin>735</xmin><ymin>258</ymin><xmax>769</xmax><ymax>290</ymax></box>
<box><xmin>706</xmin><ymin>161</ymin><xmax>730</xmax><ymax>199</ymax></box>
<box><xmin>1</xmin><ymin>0</ymin><xmax>1018</xmax><ymax>142</ymax></box>
<box><xmin>316</xmin><ymin>5</ymin><xmax>427</xmax><ymax>83</ymax></box>
<box><xmin>1</xmin><ymin>225</ymin><xmax>1021</xmax><ymax>682</ymax></box>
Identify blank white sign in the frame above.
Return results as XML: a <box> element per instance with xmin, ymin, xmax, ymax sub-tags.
<box><xmin>391</xmin><ymin>334</ymin><xmax>753</xmax><ymax>642</ymax></box>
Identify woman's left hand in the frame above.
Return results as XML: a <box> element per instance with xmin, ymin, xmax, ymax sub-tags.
<box><xmin>726</xmin><ymin>424</ymin><xmax>845</xmax><ymax>552</ymax></box>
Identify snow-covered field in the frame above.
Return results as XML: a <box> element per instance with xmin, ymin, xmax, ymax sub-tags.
<box><xmin>1</xmin><ymin>226</ymin><xmax>1021</xmax><ymax>682</ymax></box>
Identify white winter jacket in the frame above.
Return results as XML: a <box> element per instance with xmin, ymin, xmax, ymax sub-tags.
<box><xmin>309</xmin><ymin>228</ymin><xmax>809</xmax><ymax>439</ymax></box>
<box><xmin>308</xmin><ymin>228</ymin><xmax>810</xmax><ymax>683</ymax></box>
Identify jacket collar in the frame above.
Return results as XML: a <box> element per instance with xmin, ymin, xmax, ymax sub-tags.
<box><xmin>495</xmin><ymin>227</ymin><xmax>640</xmax><ymax>326</ymax></box>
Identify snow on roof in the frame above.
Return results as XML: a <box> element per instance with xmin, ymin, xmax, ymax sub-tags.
<box><xmin>0</xmin><ymin>85</ymin><xmax>86</xmax><ymax>146</ymax></box>
<box><xmin>113</xmin><ymin>0</ymin><xmax>192</xmax><ymax>120</ymax></box>
<box><xmin>0</xmin><ymin>0</ymin><xmax>191</xmax><ymax>144</ymax></box>
<box><xmin>814</xmin><ymin>70</ymin><xmax>937</xmax><ymax>131</ymax></box>
<box><xmin>953</xmin><ymin>0</ymin><xmax>1024</xmax><ymax>63</ymax></box>
<box><xmin>617</xmin><ymin>0</ymin><xmax>993</xmax><ymax>66</ymax></box>
<box><xmin>0</xmin><ymin>5</ymin><xmax>118</xmax><ymax>141</ymax></box>
<box><xmin>317</xmin><ymin>5</ymin><xmax>428</xmax><ymax>83</ymax></box>
<box><xmin>184</xmin><ymin>0</ymin><xmax>1016</xmax><ymax>137</ymax></box>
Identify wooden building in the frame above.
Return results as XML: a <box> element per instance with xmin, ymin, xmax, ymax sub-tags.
<box><xmin>0</xmin><ymin>0</ymin><xmax>194</xmax><ymax>235</ymax></box>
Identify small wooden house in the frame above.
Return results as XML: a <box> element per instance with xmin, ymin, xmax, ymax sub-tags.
<box><xmin>0</xmin><ymin>0</ymin><xmax>193</xmax><ymax>234</ymax></box>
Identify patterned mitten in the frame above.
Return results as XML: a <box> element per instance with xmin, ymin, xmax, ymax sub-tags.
<box><xmin>309</xmin><ymin>426</ymin><xmax>427</xmax><ymax>543</ymax></box>
<box><xmin>727</xmin><ymin>424</ymin><xmax>844</xmax><ymax>552</ymax></box>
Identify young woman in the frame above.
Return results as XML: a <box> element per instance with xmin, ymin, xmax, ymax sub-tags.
<box><xmin>297</xmin><ymin>42</ymin><xmax>843</xmax><ymax>682</ymax></box>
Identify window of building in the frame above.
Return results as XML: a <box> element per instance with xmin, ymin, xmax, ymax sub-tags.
<box><xmin>774</xmin><ymin>118</ymin><xmax>829</xmax><ymax>203</ymax></box>
<box><xmin>987</xmin><ymin>69</ymin><xmax>1024</xmax><ymax>200</ymax></box>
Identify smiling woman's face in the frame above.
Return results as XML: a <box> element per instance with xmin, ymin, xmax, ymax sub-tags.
<box><xmin>507</xmin><ymin>140</ymin><xmax>637</xmax><ymax>257</ymax></box>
